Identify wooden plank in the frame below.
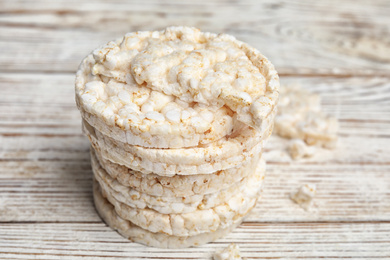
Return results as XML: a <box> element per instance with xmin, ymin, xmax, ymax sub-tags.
<box><xmin>0</xmin><ymin>1</ymin><xmax>389</xmax><ymax>258</ymax></box>
<box><xmin>0</xmin><ymin>73</ymin><xmax>389</xmax><ymax>222</ymax></box>
<box><xmin>0</xmin><ymin>1</ymin><xmax>390</xmax><ymax>75</ymax></box>
<box><xmin>0</xmin><ymin>222</ymin><xmax>389</xmax><ymax>259</ymax></box>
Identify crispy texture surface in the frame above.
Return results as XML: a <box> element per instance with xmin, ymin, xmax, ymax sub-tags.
<box><xmin>92</xmin><ymin>149</ymin><xmax>265</xmax><ymax>214</ymax></box>
<box><xmin>93</xmin><ymin>180</ymin><xmax>243</xmax><ymax>248</ymax></box>
<box><xmin>93</xmin><ymin>148</ymin><xmax>262</xmax><ymax>197</ymax></box>
<box><xmin>75</xmin><ymin>26</ymin><xmax>279</xmax><ymax>148</ymax></box>
<box><xmin>83</xmin><ymin>116</ymin><xmax>273</xmax><ymax>176</ymax></box>
<box><xmin>93</xmin><ymin>158</ymin><xmax>263</xmax><ymax>236</ymax></box>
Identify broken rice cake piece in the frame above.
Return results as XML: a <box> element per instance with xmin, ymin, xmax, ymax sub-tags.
<box><xmin>214</xmin><ymin>243</ymin><xmax>246</xmax><ymax>260</ymax></box>
<box><xmin>287</xmin><ymin>139</ymin><xmax>316</xmax><ymax>160</ymax></box>
<box><xmin>290</xmin><ymin>184</ymin><xmax>316</xmax><ymax>210</ymax></box>
<box><xmin>274</xmin><ymin>85</ymin><xmax>338</xmax><ymax>151</ymax></box>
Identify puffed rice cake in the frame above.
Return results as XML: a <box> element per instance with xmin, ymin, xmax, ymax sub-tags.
<box><xmin>93</xmin><ymin>156</ymin><xmax>264</xmax><ymax>237</ymax></box>
<box><xmin>93</xmin><ymin>148</ymin><xmax>262</xmax><ymax>197</ymax></box>
<box><xmin>75</xmin><ymin>26</ymin><xmax>279</xmax><ymax>148</ymax></box>
<box><xmin>92</xmin><ymin>148</ymin><xmax>265</xmax><ymax>214</ymax></box>
<box><xmin>93</xmin><ymin>180</ymin><xmax>243</xmax><ymax>248</ymax></box>
<box><xmin>83</xmin><ymin>118</ymin><xmax>273</xmax><ymax>176</ymax></box>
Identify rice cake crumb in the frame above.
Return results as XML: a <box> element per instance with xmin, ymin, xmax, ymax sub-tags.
<box><xmin>290</xmin><ymin>184</ymin><xmax>316</xmax><ymax>210</ymax></box>
<box><xmin>287</xmin><ymin>139</ymin><xmax>316</xmax><ymax>160</ymax></box>
<box><xmin>214</xmin><ymin>243</ymin><xmax>246</xmax><ymax>260</ymax></box>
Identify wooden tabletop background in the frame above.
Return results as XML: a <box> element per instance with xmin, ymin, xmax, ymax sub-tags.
<box><xmin>0</xmin><ymin>0</ymin><xmax>389</xmax><ymax>259</ymax></box>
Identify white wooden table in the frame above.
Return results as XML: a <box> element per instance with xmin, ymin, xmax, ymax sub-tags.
<box><xmin>0</xmin><ymin>1</ymin><xmax>389</xmax><ymax>259</ymax></box>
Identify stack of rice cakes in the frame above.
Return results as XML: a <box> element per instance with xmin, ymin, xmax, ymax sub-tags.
<box><xmin>75</xmin><ymin>27</ymin><xmax>279</xmax><ymax>248</ymax></box>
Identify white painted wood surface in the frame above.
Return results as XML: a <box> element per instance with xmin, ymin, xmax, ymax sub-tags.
<box><xmin>0</xmin><ymin>0</ymin><xmax>389</xmax><ymax>259</ymax></box>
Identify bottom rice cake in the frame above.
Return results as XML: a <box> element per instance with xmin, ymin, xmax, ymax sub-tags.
<box><xmin>92</xmin><ymin>159</ymin><xmax>264</xmax><ymax>237</ymax></box>
<box><xmin>92</xmin><ymin>148</ymin><xmax>265</xmax><ymax>214</ymax></box>
<box><xmin>92</xmin><ymin>147</ymin><xmax>262</xmax><ymax>197</ymax></box>
<box><xmin>93</xmin><ymin>180</ymin><xmax>243</xmax><ymax>248</ymax></box>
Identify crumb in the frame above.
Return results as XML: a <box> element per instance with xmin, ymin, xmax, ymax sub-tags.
<box><xmin>290</xmin><ymin>184</ymin><xmax>316</xmax><ymax>210</ymax></box>
<box><xmin>213</xmin><ymin>243</ymin><xmax>246</xmax><ymax>260</ymax></box>
<box><xmin>287</xmin><ymin>139</ymin><xmax>315</xmax><ymax>160</ymax></box>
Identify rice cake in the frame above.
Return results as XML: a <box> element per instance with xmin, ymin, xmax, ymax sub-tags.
<box><xmin>92</xmin><ymin>150</ymin><xmax>265</xmax><ymax>214</ymax></box>
<box><xmin>96</xmin><ymin>177</ymin><xmax>259</xmax><ymax>237</ymax></box>
<box><xmin>75</xmin><ymin>26</ymin><xmax>279</xmax><ymax>148</ymax></box>
<box><xmin>89</xmin><ymin>107</ymin><xmax>274</xmax><ymax>166</ymax></box>
<box><xmin>93</xmin><ymin>181</ymin><xmax>243</xmax><ymax>248</ymax></box>
<box><xmin>93</xmin><ymin>157</ymin><xmax>264</xmax><ymax>236</ymax></box>
<box><xmin>83</xmin><ymin>116</ymin><xmax>273</xmax><ymax>176</ymax></box>
<box><xmin>93</xmin><ymin>148</ymin><xmax>262</xmax><ymax>197</ymax></box>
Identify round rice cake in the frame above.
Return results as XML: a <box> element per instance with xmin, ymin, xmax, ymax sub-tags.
<box><xmin>78</xmin><ymin>98</ymin><xmax>234</xmax><ymax>149</ymax></box>
<box><xmin>75</xmin><ymin>26</ymin><xmax>279</xmax><ymax>148</ymax></box>
<box><xmin>92</xmin><ymin>159</ymin><xmax>264</xmax><ymax>237</ymax></box>
<box><xmin>93</xmin><ymin>147</ymin><xmax>262</xmax><ymax>197</ymax></box>
<box><xmin>83</xmin><ymin>115</ymin><xmax>273</xmax><ymax>176</ymax></box>
<box><xmin>92</xmin><ymin>150</ymin><xmax>265</xmax><ymax>214</ymax></box>
<box><xmin>90</xmin><ymin>107</ymin><xmax>275</xmax><ymax>166</ymax></box>
<box><xmin>93</xmin><ymin>181</ymin><xmax>243</xmax><ymax>248</ymax></box>
<box><xmin>96</xmin><ymin>178</ymin><xmax>259</xmax><ymax>237</ymax></box>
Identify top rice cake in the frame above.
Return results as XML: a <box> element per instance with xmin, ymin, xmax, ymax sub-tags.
<box><xmin>75</xmin><ymin>26</ymin><xmax>279</xmax><ymax>148</ymax></box>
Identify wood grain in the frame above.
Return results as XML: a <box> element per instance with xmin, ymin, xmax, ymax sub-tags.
<box><xmin>0</xmin><ymin>0</ymin><xmax>389</xmax><ymax>75</ymax></box>
<box><xmin>0</xmin><ymin>223</ymin><xmax>389</xmax><ymax>259</ymax></box>
<box><xmin>0</xmin><ymin>0</ymin><xmax>389</xmax><ymax>259</ymax></box>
